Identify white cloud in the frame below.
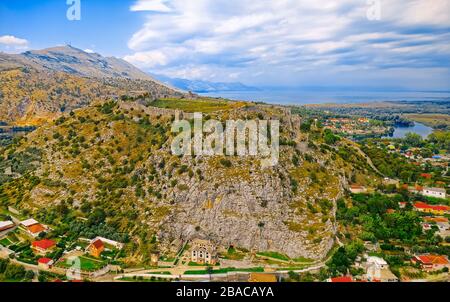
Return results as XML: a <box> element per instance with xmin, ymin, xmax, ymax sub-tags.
<box><xmin>383</xmin><ymin>0</ymin><xmax>450</xmax><ymax>27</ymax></box>
<box><xmin>124</xmin><ymin>50</ymin><xmax>170</xmax><ymax>68</ymax></box>
<box><xmin>0</xmin><ymin>35</ymin><xmax>28</xmax><ymax>47</ymax></box>
<box><xmin>130</xmin><ymin>0</ymin><xmax>171</xmax><ymax>12</ymax></box>
<box><xmin>125</xmin><ymin>0</ymin><xmax>450</xmax><ymax>89</ymax></box>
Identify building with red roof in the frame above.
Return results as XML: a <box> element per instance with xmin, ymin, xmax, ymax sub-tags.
<box><xmin>328</xmin><ymin>276</ymin><xmax>353</xmax><ymax>282</ymax></box>
<box><xmin>412</xmin><ymin>255</ymin><xmax>450</xmax><ymax>271</ymax></box>
<box><xmin>349</xmin><ymin>185</ymin><xmax>368</xmax><ymax>194</ymax></box>
<box><xmin>87</xmin><ymin>238</ymin><xmax>104</xmax><ymax>258</ymax></box>
<box><xmin>38</xmin><ymin>257</ymin><xmax>54</xmax><ymax>270</ymax></box>
<box><xmin>20</xmin><ymin>218</ymin><xmax>47</xmax><ymax>237</ymax></box>
<box><xmin>414</xmin><ymin>202</ymin><xmax>450</xmax><ymax>215</ymax></box>
<box><xmin>32</xmin><ymin>239</ymin><xmax>56</xmax><ymax>255</ymax></box>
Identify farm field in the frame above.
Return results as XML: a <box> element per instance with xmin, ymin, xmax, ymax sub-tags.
<box><xmin>151</xmin><ymin>98</ymin><xmax>244</xmax><ymax>113</ymax></box>
<box><xmin>405</xmin><ymin>114</ymin><xmax>450</xmax><ymax>130</ymax></box>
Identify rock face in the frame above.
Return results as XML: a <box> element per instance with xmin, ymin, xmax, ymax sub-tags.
<box><xmin>161</xmin><ymin>171</ymin><xmax>336</xmax><ymax>259</ymax></box>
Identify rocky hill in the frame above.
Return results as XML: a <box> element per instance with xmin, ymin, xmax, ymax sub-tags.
<box><xmin>0</xmin><ymin>97</ymin><xmax>380</xmax><ymax>263</ymax></box>
<box><xmin>1</xmin><ymin>45</ymin><xmax>158</xmax><ymax>81</ymax></box>
<box><xmin>0</xmin><ymin>46</ymin><xmax>184</xmax><ymax>125</ymax></box>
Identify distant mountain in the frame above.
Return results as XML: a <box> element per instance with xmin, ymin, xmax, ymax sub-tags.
<box><xmin>0</xmin><ymin>45</ymin><xmax>160</xmax><ymax>81</ymax></box>
<box><xmin>0</xmin><ymin>46</ymin><xmax>184</xmax><ymax>125</ymax></box>
<box><xmin>152</xmin><ymin>74</ymin><xmax>258</xmax><ymax>93</ymax></box>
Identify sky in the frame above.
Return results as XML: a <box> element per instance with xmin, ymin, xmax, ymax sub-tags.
<box><xmin>0</xmin><ymin>0</ymin><xmax>449</xmax><ymax>91</ymax></box>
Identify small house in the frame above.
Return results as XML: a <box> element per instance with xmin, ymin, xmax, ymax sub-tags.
<box><xmin>87</xmin><ymin>238</ymin><xmax>105</xmax><ymax>258</ymax></box>
<box><xmin>414</xmin><ymin>202</ymin><xmax>450</xmax><ymax>215</ymax></box>
<box><xmin>20</xmin><ymin>219</ymin><xmax>47</xmax><ymax>237</ymax></box>
<box><xmin>38</xmin><ymin>258</ymin><xmax>54</xmax><ymax>270</ymax></box>
<box><xmin>328</xmin><ymin>276</ymin><xmax>353</xmax><ymax>282</ymax></box>
<box><xmin>422</xmin><ymin>187</ymin><xmax>447</xmax><ymax>199</ymax></box>
<box><xmin>349</xmin><ymin>185</ymin><xmax>368</xmax><ymax>194</ymax></box>
<box><xmin>412</xmin><ymin>255</ymin><xmax>450</xmax><ymax>271</ymax></box>
<box><xmin>0</xmin><ymin>221</ymin><xmax>14</xmax><ymax>232</ymax></box>
<box><xmin>365</xmin><ymin>256</ymin><xmax>398</xmax><ymax>282</ymax></box>
<box><xmin>32</xmin><ymin>239</ymin><xmax>56</xmax><ymax>255</ymax></box>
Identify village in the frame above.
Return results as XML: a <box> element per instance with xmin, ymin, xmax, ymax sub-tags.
<box><xmin>1</xmin><ymin>181</ymin><xmax>449</xmax><ymax>283</ymax></box>
<box><xmin>322</xmin><ymin>117</ymin><xmax>391</xmax><ymax>139</ymax></box>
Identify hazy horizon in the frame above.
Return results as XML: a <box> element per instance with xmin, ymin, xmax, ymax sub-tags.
<box><xmin>1</xmin><ymin>0</ymin><xmax>449</xmax><ymax>92</ymax></box>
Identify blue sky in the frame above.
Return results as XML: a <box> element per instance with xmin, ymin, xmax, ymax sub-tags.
<box><xmin>1</xmin><ymin>0</ymin><xmax>449</xmax><ymax>91</ymax></box>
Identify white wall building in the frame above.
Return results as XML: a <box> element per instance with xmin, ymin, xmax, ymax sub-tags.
<box><xmin>191</xmin><ymin>239</ymin><xmax>217</xmax><ymax>265</ymax></box>
<box><xmin>423</xmin><ymin>187</ymin><xmax>447</xmax><ymax>199</ymax></box>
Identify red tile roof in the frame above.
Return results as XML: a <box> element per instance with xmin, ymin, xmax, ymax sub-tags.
<box><xmin>91</xmin><ymin>239</ymin><xmax>104</xmax><ymax>250</ymax></box>
<box><xmin>414</xmin><ymin>202</ymin><xmax>450</xmax><ymax>212</ymax></box>
<box><xmin>38</xmin><ymin>258</ymin><xmax>52</xmax><ymax>264</ymax></box>
<box><xmin>424</xmin><ymin>217</ymin><xmax>448</xmax><ymax>223</ymax></box>
<box><xmin>28</xmin><ymin>223</ymin><xmax>46</xmax><ymax>234</ymax></box>
<box><xmin>420</xmin><ymin>173</ymin><xmax>432</xmax><ymax>179</ymax></box>
<box><xmin>330</xmin><ymin>276</ymin><xmax>353</xmax><ymax>282</ymax></box>
<box><xmin>32</xmin><ymin>239</ymin><xmax>56</xmax><ymax>250</ymax></box>
<box><xmin>350</xmin><ymin>185</ymin><xmax>364</xmax><ymax>189</ymax></box>
<box><xmin>414</xmin><ymin>255</ymin><xmax>449</xmax><ymax>265</ymax></box>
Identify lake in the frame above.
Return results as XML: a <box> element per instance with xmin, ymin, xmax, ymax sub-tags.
<box><xmin>383</xmin><ymin>122</ymin><xmax>433</xmax><ymax>139</ymax></box>
<box><xmin>200</xmin><ymin>89</ymin><xmax>450</xmax><ymax>105</ymax></box>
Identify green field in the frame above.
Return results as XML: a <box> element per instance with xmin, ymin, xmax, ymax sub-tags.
<box><xmin>184</xmin><ymin>267</ymin><xmax>264</xmax><ymax>275</ymax></box>
<box><xmin>405</xmin><ymin>114</ymin><xmax>450</xmax><ymax>130</ymax></box>
<box><xmin>58</xmin><ymin>256</ymin><xmax>106</xmax><ymax>272</ymax></box>
<box><xmin>256</xmin><ymin>251</ymin><xmax>290</xmax><ymax>261</ymax></box>
<box><xmin>151</xmin><ymin>98</ymin><xmax>243</xmax><ymax>113</ymax></box>
<box><xmin>0</xmin><ymin>237</ymin><xmax>11</xmax><ymax>247</ymax></box>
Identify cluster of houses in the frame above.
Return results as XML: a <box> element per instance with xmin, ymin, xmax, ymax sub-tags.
<box><xmin>398</xmin><ymin>200</ymin><xmax>450</xmax><ymax>239</ymax></box>
<box><xmin>329</xmin><ymin>253</ymin><xmax>450</xmax><ymax>282</ymax></box>
<box><xmin>399</xmin><ymin>184</ymin><xmax>447</xmax><ymax>200</ymax></box>
<box><xmin>329</xmin><ymin>255</ymin><xmax>399</xmax><ymax>282</ymax></box>
<box><xmin>323</xmin><ymin>117</ymin><xmax>387</xmax><ymax>136</ymax></box>
<box><xmin>386</xmin><ymin>145</ymin><xmax>449</xmax><ymax>167</ymax></box>
<box><xmin>0</xmin><ymin>214</ymin><xmax>123</xmax><ymax>276</ymax></box>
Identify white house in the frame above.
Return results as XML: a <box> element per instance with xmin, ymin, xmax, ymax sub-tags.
<box><xmin>365</xmin><ymin>256</ymin><xmax>398</xmax><ymax>282</ymax></box>
<box><xmin>20</xmin><ymin>218</ymin><xmax>47</xmax><ymax>237</ymax></box>
<box><xmin>349</xmin><ymin>185</ymin><xmax>368</xmax><ymax>194</ymax></box>
<box><xmin>423</xmin><ymin>187</ymin><xmax>447</xmax><ymax>199</ymax></box>
<box><xmin>0</xmin><ymin>221</ymin><xmax>14</xmax><ymax>232</ymax></box>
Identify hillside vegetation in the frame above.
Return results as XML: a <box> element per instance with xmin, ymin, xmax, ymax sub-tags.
<box><xmin>0</xmin><ymin>98</ymin><xmax>381</xmax><ymax>264</ymax></box>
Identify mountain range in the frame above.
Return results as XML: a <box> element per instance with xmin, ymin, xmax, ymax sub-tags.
<box><xmin>1</xmin><ymin>45</ymin><xmax>157</xmax><ymax>81</ymax></box>
<box><xmin>152</xmin><ymin>73</ymin><xmax>258</xmax><ymax>93</ymax></box>
<box><xmin>0</xmin><ymin>46</ymin><xmax>183</xmax><ymax>125</ymax></box>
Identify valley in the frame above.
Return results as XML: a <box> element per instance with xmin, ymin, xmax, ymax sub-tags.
<box><xmin>0</xmin><ymin>46</ymin><xmax>449</xmax><ymax>283</ymax></box>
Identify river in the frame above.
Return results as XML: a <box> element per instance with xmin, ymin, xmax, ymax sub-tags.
<box><xmin>383</xmin><ymin>122</ymin><xmax>433</xmax><ymax>139</ymax></box>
